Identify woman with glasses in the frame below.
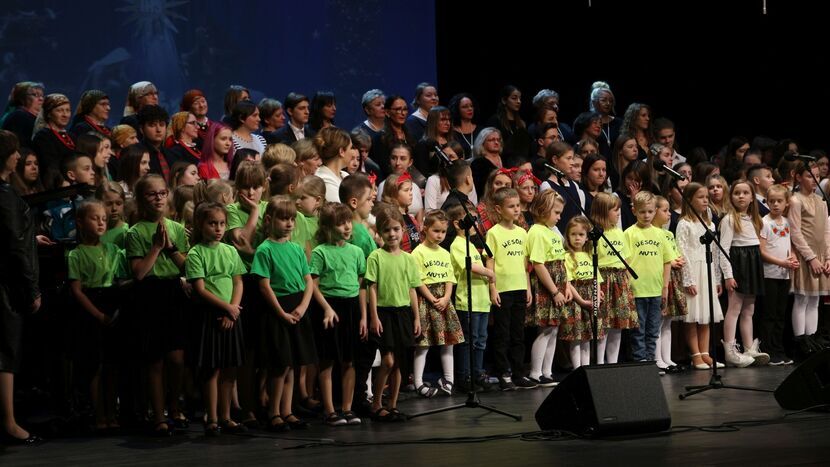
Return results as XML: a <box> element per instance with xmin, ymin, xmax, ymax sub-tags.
<box><xmin>369</xmin><ymin>95</ymin><xmax>414</xmax><ymax>177</ymax></box>
<box><xmin>70</xmin><ymin>90</ymin><xmax>112</xmax><ymax>140</ymax></box>
<box><xmin>167</xmin><ymin>112</ymin><xmax>202</xmax><ymax>165</ymax></box>
<box><xmin>470</xmin><ymin>127</ymin><xmax>505</xmax><ymax>196</ymax></box>
<box><xmin>120</xmin><ymin>81</ymin><xmax>159</xmax><ymax>134</ymax></box>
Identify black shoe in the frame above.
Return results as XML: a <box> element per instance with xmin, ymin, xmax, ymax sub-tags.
<box><xmin>475</xmin><ymin>376</ymin><xmax>492</xmax><ymax>392</ymax></box>
<box><xmin>498</xmin><ymin>376</ymin><xmax>517</xmax><ymax>391</ymax></box>
<box><xmin>514</xmin><ymin>376</ymin><xmax>539</xmax><ymax>389</ymax></box>
<box><xmin>204</xmin><ymin>420</ymin><xmax>221</xmax><ymax>437</ymax></box>
<box><xmin>219</xmin><ymin>419</ymin><xmax>248</xmax><ymax>434</ymax></box>
<box><xmin>266</xmin><ymin>415</ymin><xmax>290</xmax><ymax>432</ymax></box>
<box><xmin>769</xmin><ymin>354</ymin><xmax>787</xmax><ymax>366</ymax></box>
<box><xmin>534</xmin><ymin>375</ymin><xmax>557</xmax><ymax>387</ymax></box>
<box><xmin>284</xmin><ymin>414</ymin><xmax>309</xmax><ymax>430</ymax></box>
<box><xmin>151</xmin><ymin>421</ymin><xmax>173</xmax><ymax>437</ymax></box>
<box><xmin>1</xmin><ymin>431</ymin><xmax>43</xmax><ymax>445</ymax></box>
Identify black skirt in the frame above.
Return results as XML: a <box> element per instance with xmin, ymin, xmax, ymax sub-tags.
<box><xmin>0</xmin><ymin>284</ymin><xmax>24</xmax><ymax>373</ymax></box>
<box><xmin>730</xmin><ymin>245</ymin><xmax>765</xmax><ymax>296</ymax></box>
<box><xmin>71</xmin><ymin>287</ymin><xmax>121</xmax><ymax>366</ymax></box>
<box><xmin>288</xmin><ymin>300</ymin><xmax>318</xmax><ymax>367</ymax></box>
<box><xmin>240</xmin><ymin>274</ymin><xmax>264</xmax><ymax>351</ymax></box>
<box><xmin>371</xmin><ymin>306</ymin><xmax>414</xmax><ymax>358</ymax></box>
<box><xmin>311</xmin><ymin>296</ymin><xmax>361</xmax><ymax>363</ymax></box>
<box><xmin>258</xmin><ymin>292</ymin><xmax>299</xmax><ymax>370</ymax></box>
<box><xmin>134</xmin><ymin>277</ymin><xmax>188</xmax><ymax>362</ymax></box>
<box><xmin>190</xmin><ymin>303</ymin><xmax>245</xmax><ymax>369</ymax></box>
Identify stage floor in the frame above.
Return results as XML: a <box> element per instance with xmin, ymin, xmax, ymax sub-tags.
<box><xmin>3</xmin><ymin>366</ymin><xmax>830</xmax><ymax>466</ymax></box>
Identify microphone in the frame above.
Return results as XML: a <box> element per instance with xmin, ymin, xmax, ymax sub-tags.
<box><xmin>543</xmin><ymin>162</ymin><xmax>567</xmax><ymax>179</ymax></box>
<box><xmin>784</xmin><ymin>152</ymin><xmax>816</xmax><ymax>162</ymax></box>
<box><xmin>425</xmin><ymin>139</ymin><xmax>452</xmax><ymax>166</ymax></box>
<box><xmin>653</xmin><ymin>160</ymin><xmax>686</xmax><ymax>181</ymax></box>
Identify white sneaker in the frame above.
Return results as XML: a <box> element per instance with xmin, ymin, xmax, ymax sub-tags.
<box><xmin>744</xmin><ymin>339</ymin><xmax>770</xmax><ymax>366</ymax></box>
<box><xmin>722</xmin><ymin>340</ymin><xmax>754</xmax><ymax>368</ymax></box>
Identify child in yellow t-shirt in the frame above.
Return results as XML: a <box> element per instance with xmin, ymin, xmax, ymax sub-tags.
<box><xmin>624</xmin><ymin>191</ymin><xmax>673</xmax><ymax>363</ymax></box>
<box><xmin>485</xmin><ymin>187</ymin><xmax>534</xmax><ymax>390</ymax></box>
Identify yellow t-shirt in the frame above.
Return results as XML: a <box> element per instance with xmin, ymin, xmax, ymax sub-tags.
<box><xmin>624</xmin><ymin>224</ymin><xmax>674</xmax><ymax>298</ymax></box>
<box><xmin>450</xmin><ymin>236</ymin><xmax>491</xmax><ymax>313</ymax></box>
<box><xmin>485</xmin><ymin>223</ymin><xmax>528</xmax><ymax>293</ymax></box>
<box><xmin>565</xmin><ymin>251</ymin><xmax>604</xmax><ymax>283</ymax></box>
<box><xmin>661</xmin><ymin>228</ymin><xmax>681</xmax><ymax>262</ymax></box>
<box><xmin>597</xmin><ymin>227</ymin><xmax>628</xmax><ymax>269</ymax></box>
<box><xmin>412</xmin><ymin>244</ymin><xmax>456</xmax><ymax>285</ymax></box>
<box><xmin>527</xmin><ymin>224</ymin><xmax>566</xmax><ymax>264</ymax></box>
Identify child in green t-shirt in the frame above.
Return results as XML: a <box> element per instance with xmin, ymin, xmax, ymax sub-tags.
<box><xmin>68</xmin><ymin>200</ymin><xmax>128</xmax><ymax>432</ymax></box>
<box><xmin>624</xmin><ymin>191</ymin><xmax>672</xmax><ymax>363</ymax></box>
<box><xmin>250</xmin><ymin>196</ymin><xmax>315</xmax><ymax>431</ymax></box>
<box><xmin>484</xmin><ymin>187</ymin><xmax>535</xmax><ymax>390</ymax></box>
<box><xmin>185</xmin><ymin>202</ymin><xmax>247</xmax><ymax>436</ymax></box>
<box><xmin>340</xmin><ymin>173</ymin><xmax>378</xmax><ymax>259</ymax></box>
<box><xmin>310</xmin><ymin>203</ymin><xmax>367</xmax><ymax>426</ymax></box>
<box><xmin>96</xmin><ymin>181</ymin><xmax>128</xmax><ymax>248</ymax></box>
<box><xmin>293</xmin><ymin>175</ymin><xmax>325</xmax><ymax>262</ymax></box>
<box><xmin>125</xmin><ymin>174</ymin><xmax>189</xmax><ymax>436</ymax></box>
<box><xmin>412</xmin><ymin>211</ymin><xmax>463</xmax><ymax>397</ymax></box>
<box><xmin>366</xmin><ymin>205</ymin><xmax>422</xmax><ymax>421</ymax></box>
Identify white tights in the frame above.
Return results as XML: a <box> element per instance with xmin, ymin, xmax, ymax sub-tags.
<box><xmin>570</xmin><ymin>341</ymin><xmax>591</xmax><ymax>369</ymax></box>
<box><xmin>605</xmin><ymin>329</ymin><xmax>622</xmax><ymax>364</ymax></box>
<box><xmin>530</xmin><ymin>326</ymin><xmax>558</xmax><ymax>379</ymax></box>
<box><xmin>413</xmin><ymin>346</ymin><xmax>455</xmax><ymax>387</ymax></box>
<box><xmin>792</xmin><ymin>294</ymin><xmax>819</xmax><ymax>336</ymax></box>
<box><xmin>724</xmin><ymin>290</ymin><xmax>756</xmax><ymax>345</ymax></box>
<box><xmin>654</xmin><ymin>317</ymin><xmax>675</xmax><ymax>367</ymax></box>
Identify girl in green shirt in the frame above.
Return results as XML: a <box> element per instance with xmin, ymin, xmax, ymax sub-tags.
<box><xmin>186</xmin><ymin>203</ymin><xmax>247</xmax><ymax>436</ymax></box>
<box><xmin>125</xmin><ymin>174</ymin><xmax>189</xmax><ymax>436</ymax></box>
<box><xmin>96</xmin><ymin>181</ymin><xmax>128</xmax><ymax>248</ymax></box>
<box><xmin>310</xmin><ymin>203</ymin><xmax>367</xmax><ymax>426</ymax></box>
<box><xmin>68</xmin><ymin>200</ymin><xmax>127</xmax><ymax>432</ymax></box>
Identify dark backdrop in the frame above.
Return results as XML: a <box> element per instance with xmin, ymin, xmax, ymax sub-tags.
<box><xmin>436</xmin><ymin>0</ymin><xmax>829</xmax><ymax>156</ymax></box>
<box><xmin>0</xmin><ymin>0</ymin><xmax>436</xmax><ymax>129</ymax></box>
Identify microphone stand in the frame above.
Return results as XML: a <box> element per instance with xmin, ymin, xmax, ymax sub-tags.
<box><xmin>408</xmin><ymin>145</ymin><xmax>521</xmax><ymax>421</ymax></box>
<box><xmin>668</xmin><ymin>179</ymin><xmax>772</xmax><ymax>399</ymax></box>
<box><xmin>542</xmin><ymin>164</ymin><xmax>637</xmax><ymax>366</ymax></box>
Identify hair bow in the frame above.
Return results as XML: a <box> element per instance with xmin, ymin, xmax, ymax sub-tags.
<box><xmin>395</xmin><ymin>171</ymin><xmax>413</xmax><ymax>185</ymax></box>
<box><xmin>367</xmin><ymin>171</ymin><xmax>378</xmax><ymax>186</ymax></box>
<box><xmin>497</xmin><ymin>167</ymin><xmax>518</xmax><ymax>177</ymax></box>
<box><xmin>517</xmin><ymin>171</ymin><xmax>542</xmax><ymax>186</ymax></box>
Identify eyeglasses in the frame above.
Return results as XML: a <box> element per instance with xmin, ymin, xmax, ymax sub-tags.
<box><xmin>28</xmin><ymin>92</ymin><xmax>45</xmax><ymax>98</ymax></box>
<box><xmin>144</xmin><ymin>190</ymin><xmax>169</xmax><ymax>199</ymax></box>
<box><xmin>485</xmin><ymin>138</ymin><xmax>502</xmax><ymax>143</ymax></box>
<box><xmin>389</xmin><ymin>107</ymin><xmax>408</xmax><ymax>113</ymax></box>
<box><xmin>185</xmin><ymin>120</ymin><xmax>198</xmax><ymax>126</ymax></box>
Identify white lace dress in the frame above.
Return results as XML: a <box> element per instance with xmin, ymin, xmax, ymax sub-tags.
<box><xmin>676</xmin><ymin>218</ymin><xmax>724</xmax><ymax>324</ymax></box>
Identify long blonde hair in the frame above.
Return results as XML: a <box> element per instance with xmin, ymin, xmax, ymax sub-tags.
<box><xmin>725</xmin><ymin>180</ymin><xmax>762</xmax><ymax>236</ymax></box>
<box><xmin>589</xmin><ymin>192</ymin><xmax>620</xmax><ymax>230</ymax></box>
<box><xmin>680</xmin><ymin>182</ymin><xmax>711</xmax><ymax>224</ymax></box>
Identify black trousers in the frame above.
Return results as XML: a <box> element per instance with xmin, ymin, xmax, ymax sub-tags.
<box><xmin>759</xmin><ymin>278</ymin><xmax>789</xmax><ymax>357</ymax></box>
<box><xmin>491</xmin><ymin>290</ymin><xmax>526</xmax><ymax>377</ymax></box>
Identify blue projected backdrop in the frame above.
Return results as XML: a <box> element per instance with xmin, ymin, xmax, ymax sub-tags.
<box><xmin>0</xmin><ymin>0</ymin><xmax>436</xmax><ymax>128</ymax></box>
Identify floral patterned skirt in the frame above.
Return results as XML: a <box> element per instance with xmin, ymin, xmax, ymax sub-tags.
<box><xmin>416</xmin><ymin>283</ymin><xmax>465</xmax><ymax>347</ymax></box>
<box><xmin>559</xmin><ymin>279</ymin><xmax>604</xmax><ymax>341</ymax></box>
<box><xmin>598</xmin><ymin>267</ymin><xmax>639</xmax><ymax>329</ymax></box>
<box><xmin>666</xmin><ymin>267</ymin><xmax>689</xmax><ymax>320</ymax></box>
<box><xmin>528</xmin><ymin>260</ymin><xmax>567</xmax><ymax>327</ymax></box>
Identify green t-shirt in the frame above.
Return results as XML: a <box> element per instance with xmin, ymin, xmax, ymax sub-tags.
<box><xmin>485</xmin><ymin>223</ymin><xmax>528</xmax><ymax>293</ymax></box>
<box><xmin>349</xmin><ymin>221</ymin><xmax>377</xmax><ymax>259</ymax></box>
<box><xmin>365</xmin><ymin>248</ymin><xmax>421</xmax><ymax>307</ymax></box>
<box><xmin>101</xmin><ymin>223</ymin><xmax>129</xmax><ymax>249</ymax></box>
<box><xmin>67</xmin><ymin>243</ymin><xmax>128</xmax><ymax>288</ymax></box>
<box><xmin>527</xmin><ymin>224</ymin><xmax>565</xmax><ymax>264</ymax></box>
<box><xmin>291</xmin><ymin>212</ymin><xmax>319</xmax><ymax>257</ymax></box>
<box><xmin>597</xmin><ymin>227</ymin><xmax>628</xmax><ymax>269</ymax></box>
<box><xmin>250</xmin><ymin>239</ymin><xmax>309</xmax><ymax>296</ymax></box>
<box><xmin>185</xmin><ymin>242</ymin><xmax>247</xmax><ymax>303</ymax></box>
<box><xmin>226</xmin><ymin>200</ymin><xmax>268</xmax><ymax>268</ymax></box>
<box><xmin>412</xmin><ymin>244</ymin><xmax>456</xmax><ymax>285</ymax></box>
<box><xmin>624</xmin><ymin>224</ymin><xmax>674</xmax><ymax>298</ymax></box>
<box><xmin>450</xmin><ymin>236</ymin><xmax>491</xmax><ymax>313</ymax></box>
<box><xmin>310</xmin><ymin>242</ymin><xmax>366</xmax><ymax>298</ymax></box>
<box><xmin>125</xmin><ymin>219</ymin><xmax>189</xmax><ymax>279</ymax></box>
<box><xmin>565</xmin><ymin>251</ymin><xmax>604</xmax><ymax>284</ymax></box>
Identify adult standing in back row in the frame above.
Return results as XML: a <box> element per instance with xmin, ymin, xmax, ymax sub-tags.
<box><xmin>0</xmin><ymin>130</ymin><xmax>42</xmax><ymax>445</ymax></box>
<box><xmin>272</xmin><ymin>93</ymin><xmax>314</xmax><ymax>144</ymax></box>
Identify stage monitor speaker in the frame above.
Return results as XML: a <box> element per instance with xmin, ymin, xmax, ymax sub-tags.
<box><xmin>774</xmin><ymin>349</ymin><xmax>830</xmax><ymax>410</ymax></box>
<box><xmin>535</xmin><ymin>362</ymin><xmax>671</xmax><ymax>436</ymax></box>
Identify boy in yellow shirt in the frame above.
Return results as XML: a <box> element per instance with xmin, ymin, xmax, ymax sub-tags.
<box><xmin>624</xmin><ymin>191</ymin><xmax>673</xmax><ymax>362</ymax></box>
